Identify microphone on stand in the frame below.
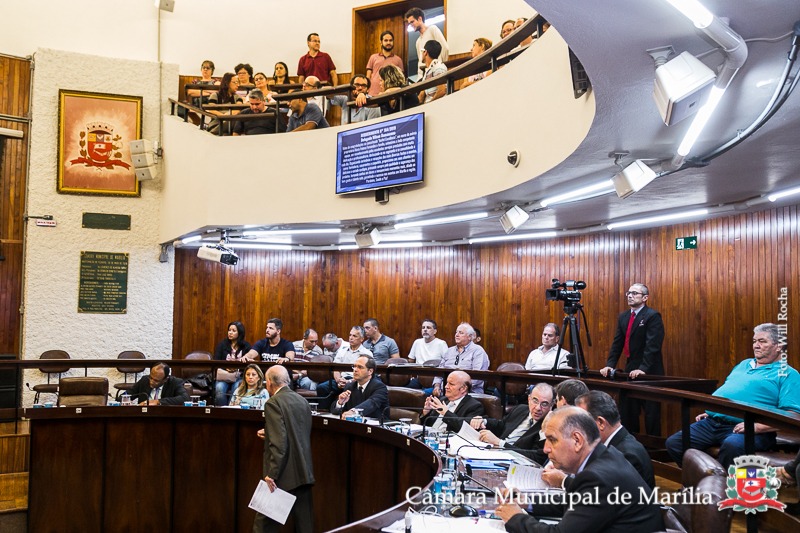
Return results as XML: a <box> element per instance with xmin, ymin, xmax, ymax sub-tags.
<box><xmin>458</xmin><ymin>464</ymin><xmax>495</xmax><ymax>492</ymax></box>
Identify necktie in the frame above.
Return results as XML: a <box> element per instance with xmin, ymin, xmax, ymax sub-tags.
<box><xmin>623</xmin><ymin>311</ymin><xmax>636</xmax><ymax>358</ymax></box>
<box><xmin>358</xmin><ymin>386</ymin><xmax>364</xmax><ymax>396</ymax></box>
<box><xmin>506</xmin><ymin>416</ymin><xmax>534</xmax><ymax>445</ymax></box>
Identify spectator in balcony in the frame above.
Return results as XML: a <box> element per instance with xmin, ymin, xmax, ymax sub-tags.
<box><xmin>327</xmin><ymin>74</ymin><xmax>381</xmax><ymax>125</ymax></box>
<box><xmin>234</xmin><ymin>63</ymin><xmax>254</xmax><ymax>100</ymax></box>
<box><xmin>377</xmin><ymin>64</ymin><xmax>418</xmax><ymax>116</ymax></box>
<box><xmin>405</xmin><ymin>7</ymin><xmax>449</xmax><ymax>79</ymax></box>
<box><xmin>297</xmin><ymin>33</ymin><xmax>337</xmax><ymax>85</ymax></box>
<box><xmin>365</xmin><ymin>30</ymin><xmax>404</xmax><ymax>96</ymax></box>
<box><xmin>233</xmin><ymin>89</ymin><xmax>284</xmax><ymax>136</ymax></box>
<box><xmin>286</xmin><ymin>93</ymin><xmax>329</xmax><ymax>132</ymax></box>
<box><xmin>301</xmin><ymin>75</ymin><xmax>327</xmax><ymax>116</ymax></box>
<box><xmin>206</xmin><ymin>73</ymin><xmax>243</xmax><ymax>135</ymax></box>
<box><xmin>514</xmin><ymin>18</ymin><xmax>534</xmax><ymax>47</ymax></box>
<box><xmin>500</xmin><ymin>19</ymin><xmax>516</xmax><ymax>39</ymax></box>
<box><xmin>186</xmin><ymin>59</ymin><xmax>219</xmax><ymax>106</ymax></box>
<box><xmin>269</xmin><ymin>61</ymin><xmax>291</xmax><ymax>92</ymax></box>
<box><xmin>252</xmin><ymin>72</ymin><xmax>276</xmax><ymax>103</ymax></box>
<box><xmin>417</xmin><ymin>40</ymin><xmax>447</xmax><ymax>105</ymax></box>
<box><xmin>460</xmin><ymin>37</ymin><xmax>493</xmax><ymax>90</ymax></box>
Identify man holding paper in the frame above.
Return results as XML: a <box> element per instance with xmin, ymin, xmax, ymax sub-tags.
<box><xmin>254</xmin><ymin>366</ymin><xmax>315</xmax><ymax>533</ymax></box>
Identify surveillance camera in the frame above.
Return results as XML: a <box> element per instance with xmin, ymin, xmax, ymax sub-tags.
<box><xmin>197</xmin><ymin>245</ymin><xmax>239</xmax><ymax>266</ymax></box>
<box><xmin>507</xmin><ymin>150</ymin><xmax>520</xmax><ymax>167</ymax></box>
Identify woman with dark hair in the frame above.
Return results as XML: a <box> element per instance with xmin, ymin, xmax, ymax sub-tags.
<box><xmin>206</xmin><ymin>73</ymin><xmax>243</xmax><ymax>135</ymax></box>
<box><xmin>269</xmin><ymin>61</ymin><xmax>291</xmax><ymax>91</ymax></box>
<box><xmin>213</xmin><ymin>321</ymin><xmax>251</xmax><ymax>405</ymax></box>
<box><xmin>377</xmin><ymin>64</ymin><xmax>419</xmax><ymax>116</ymax></box>
<box><xmin>229</xmin><ymin>364</ymin><xmax>269</xmax><ymax>408</ymax></box>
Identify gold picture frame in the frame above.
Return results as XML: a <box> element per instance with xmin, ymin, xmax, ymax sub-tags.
<box><xmin>57</xmin><ymin>89</ymin><xmax>143</xmax><ymax>197</ymax></box>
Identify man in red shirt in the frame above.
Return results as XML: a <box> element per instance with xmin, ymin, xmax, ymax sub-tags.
<box><xmin>297</xmin><ymin>33</ymin><xmax>337</xmax><ymax>85</ymax></box>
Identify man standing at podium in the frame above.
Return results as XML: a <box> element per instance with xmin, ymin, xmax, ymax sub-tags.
<box><xmin>255</xmin><ymin>366</ymin><xmax>315</xmax><ymax>533</ymax></box>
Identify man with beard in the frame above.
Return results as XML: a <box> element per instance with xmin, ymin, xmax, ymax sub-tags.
<box><xmin>243</xmin><ymin>318</ymin><xmax>296</xmax><ymax>364</ymax></box>
<box><xmin>326</xmin><ymin>74</ymin><xmax>381</xmax><ymax>124</ymax></box>
<box><xmin>366</xmin><ymin>30</ymin><xmax>405</xmax><ymax>96</ymax></box>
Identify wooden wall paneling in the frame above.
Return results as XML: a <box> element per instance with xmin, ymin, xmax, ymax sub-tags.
<box><xmin>29</xmin><ymin>419</ymin><xmax>105</xmax><ymax>533</ymax></box>
<box><xmin>349</xmin><ymin>437</ymin><xmax>395</xmax><ymax>521</ymax></box>
<box><xmin>103</xmin><ymin>419</ymin><xmax>173</xmax><ymax>531</ymax></box>
<box><xmin>173</xmin><ymin>205</ymin><xmax>800</xmax><ymax>384</ymax></box>
<box><xmin>173</xmin><ymin>419</ymin><xmax>238</xmax><ymax>532</ymax></box>
<box><xmin>310</xmin><ymin>422</ymin><xmax>351</xmax><ymax>531</ymax></box>
<box><xmin>0</xmin><ymin>433</ymin><xmax>28</xmax><ymax>473</ymax></box>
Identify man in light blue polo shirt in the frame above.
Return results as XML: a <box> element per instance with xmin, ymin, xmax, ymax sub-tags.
<box><xmin>666</xmin><ymin>323</ymin><xmax>800</xmax><ymax>467</ymax></box>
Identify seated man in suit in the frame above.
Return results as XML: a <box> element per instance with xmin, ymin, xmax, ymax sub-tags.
<box><xmin>421</xmin><ymin>370</ymin><xmax>484</xmax><ymax>432</ymax></box>
<box><xmin>330</xmin><ymin>355</ymin><xmax>388</xmax><ymax>419</ymax></box>
<box><xmin>470</xmin><ymin>383</ymin><xmax>555</xmax><ymax>465</ymax></box>
<box><xmin>543</xmin><ymin>391</ymin><xmax>655</xmax><ymax>490</ymax></box>
<box><xmin>127</xmin><ymin>362</ymin><xmax>190</xmax><ymax>406</ymax></box>
<box><xmin>496</xmin><ymin>407</ymin><xmax>664</xmax><ymax>533</ymax></box>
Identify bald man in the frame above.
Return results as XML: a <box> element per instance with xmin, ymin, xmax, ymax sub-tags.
<box><xmin>421</xmin><ymin>370</ymin><xmax>484</xmax><ymax>432</ymax></box>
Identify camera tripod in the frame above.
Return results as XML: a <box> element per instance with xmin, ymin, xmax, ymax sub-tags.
<box><xmin>551</xmin><ymin>301</ymin><xmax>591</xmax><ymax>378</ymax></box>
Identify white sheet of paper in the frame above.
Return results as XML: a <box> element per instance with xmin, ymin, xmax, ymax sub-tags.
<box><xmin>505</xmin><ymin>464</ymin><xmax>549</xmax><ymax>490</ymax></box>
<box><xmin>248</xmin><ymin>480</ymin><xmax>296</xmax><ymax>524</ymax></box>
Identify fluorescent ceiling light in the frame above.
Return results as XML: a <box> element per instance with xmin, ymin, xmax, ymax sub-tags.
<box><xmin>469</xmin><ymin>231</ymin><xmax>557</xmax><ymax>244</ymax></box>
<box><xmin>664</xmin><ymin>0</ymin><xmax>713</xmax><ymax>29</ymax></box>
<box><xmin>338</xmin><ymin>245</ymin><xmax>359</xmax><ymax>251</ymax></box>
<box><xmin>394</xmin><ymin>211</ymin><xmax>488</xmax><ymax>229</ymax></box>
<box><xmin>243</xmin><ymin>228</ymin><xmax>341</xmax><ymax>236</ymax></box>
<box><xmin>607</xmin><ymin>208</ymin><xmax>709</xmax><ymax>230</ymax></box>
<box><xmin>540</xmin><ymin>180</ymin><xmax>615</xmax><ymax>207</ymax></box>
<box><xmin>339</xmin><ymin>242</ymin><xmax>424</xmax><ymax>250</ymax></box>
<box><xmin>234</xmin><ymin>243</ymin><xmax>292</xmax><ymax>251</ymax></box>
<box><xmin>181</xmin><ymin>235</ymin><xmax>202</xmax><ymax>244</ymax></box>
<box><xmin>768</xmin><ymin>185</ymin><xmax>800</xmax><ymax>202</ymax></box>
<box><xmin>676</xmin><ymin>86</ymin><xmax>725</xmax><ymax>156</ymax></box>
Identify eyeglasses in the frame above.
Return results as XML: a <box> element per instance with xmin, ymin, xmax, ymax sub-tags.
<box><xmin>625</xmin><ymin>291</ymin><xmax>644</xmax><ymax>296</ymax></box>
<box><xmin>352</xmin><ymin>83</ymin><xmax>368</xmax><ymax>88</ymax></box>
<box><xmin>529</xmin><ymin>398</ymin><xmax>551</xmax><ymax>409</ymax></box>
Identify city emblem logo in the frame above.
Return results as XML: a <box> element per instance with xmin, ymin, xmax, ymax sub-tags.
<box><xmin>69</xmin><ymin>122</ymin><xmax>131</xmax><ymax>170</ymax></box>
<box><xmin>718</xmin><ymin>455</ymin><xmax>784</xmax><ymax>513</ymax></box>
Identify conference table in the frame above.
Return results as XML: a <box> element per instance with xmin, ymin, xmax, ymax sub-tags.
<box><xmin>23</xmin><ymin>405</ymin><xmax>439</xmax><ymax>533</ymax></box>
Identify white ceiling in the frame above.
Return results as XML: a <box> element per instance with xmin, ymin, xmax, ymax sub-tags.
<box><xmin>195</xmin><ymin>0</ymin><xmax>800</xmax><ymax>249</ymax></box>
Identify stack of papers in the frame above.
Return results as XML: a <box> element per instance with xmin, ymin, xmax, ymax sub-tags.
<box><xmin>504</xmin><ymin>464</ymin><xmax>561</xmax><ymax>492</ymax></box>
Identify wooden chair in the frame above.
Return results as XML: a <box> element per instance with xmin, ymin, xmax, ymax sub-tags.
<box><xmin>57</xmin><ymin>377</ymin><xmax>109</xmax><ymax>407</ymax></box>
<box><xmin>32</xmin><ymin>350</ymin><xmax>71</xmax><ymax>404</ymax></box>
<box><xmin>113</xmin><ymin>350</ymin><xmax>146</xmax><ymax>400</ymax></box>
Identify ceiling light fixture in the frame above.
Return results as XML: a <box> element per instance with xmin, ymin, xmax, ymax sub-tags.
<box><xmin>180</xmin><ymin>235</ymin><xmax>202</xmax><ymax>244</ymax></box>
<box><xmin>663</xmin><ymin>0</ymin><xmax>713</xmax><ymax>28</ymax></box>
<box><xmin>613</xmin><ymin>160</ymin><xmax>657</xmax><ymax>199</ymax></box>
<box><xmin>768</xmin><ymin>185</ymin><xmax>800</xmax><ymax>203</ymax></box>
<box><xmin>499</xmin><ymin>206</ymin><xmax>530</xmax><ymax>234</ymax></box>
<box><xmin>539</xmin><ymin>180</ymin><xmax>615</xmax><ymax>207</ymax></box>
<box><xmin>676</xmin><ymin>85</ymin><xmax>725</xmax><ymax>156</ymax></box>
<box><xmin>607</xmin><ymin>208</ymin><xmax>709</xmax><ymax>230</ymax></box>
<box><xmin>354</xmin><ymin>227</ymin><xmax>381</xmax><ymax>248</ymax></box>
<box><xmin>468</xmin><ymin>231</ymin><xmax>557</xmax><ymax>244</ymax></box>
<box><xmin>394</xmin><ymin>211</ymin><xmax>489</xmax><ymax>229</ymax></box>
<box><xmin>242</xmin><ymin>228</ymin><xmax>342</xmax><ymax>237</ymax></box>
<box><xmin>234</xmin><ymin>243</ymin><xmax>292</xmax><ymax>251</ymax></box>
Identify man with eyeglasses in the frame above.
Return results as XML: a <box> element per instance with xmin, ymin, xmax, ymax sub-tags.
<box><xmin>232</xmin><ymin>89</ymin><xmax>284</xmax><ymax>136</ymax></box>
<box><xmin>600</xmin><ymin>283</ymin><xmax>665</xmax><ymax>435</ymax></box>
<box><xmin>327</xmin><ymin>74</ymin><xmax>381</xmax><ymax>125</ymax></box>
<box><xmin>330</xmin><ymin>355</ymin><xmax>389</xmax><ymax>419</ymax></box>
<box><xmin>431</xmin><ymin>322</ymin><xmax>490</xmax><ymax>394</ymax></box>
<box><xmin>470</xmin><ymin>383</ymin><xmax>555</xmax><ymax>464</ymax></box>
<box><xmin>297</xmin><ymin>32</ymin><xmax>337</xmax><ymax>85</ymax></box>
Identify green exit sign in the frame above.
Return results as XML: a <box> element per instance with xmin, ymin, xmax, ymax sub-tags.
<box><xmin>676</xmin><ymin>236</ymin><xmax>697</xmax><ymax>250</ymax></box>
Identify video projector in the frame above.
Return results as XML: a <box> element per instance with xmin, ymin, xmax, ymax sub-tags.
<box><xmin>197</xmin><ymin>244</ymin><xmax>239</xmax><ymax>266</ymax></box>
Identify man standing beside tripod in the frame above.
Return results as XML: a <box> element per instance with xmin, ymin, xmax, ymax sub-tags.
<box><xmin>600</xmin><ymin>283</ymin><xmax>665</xmax><ymax>436</ymax></box>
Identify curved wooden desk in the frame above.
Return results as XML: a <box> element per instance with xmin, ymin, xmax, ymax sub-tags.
<box><xmin>23</xmin><ymin>406</ymin><xmax>438</xmax><ymax>533</ymax></box>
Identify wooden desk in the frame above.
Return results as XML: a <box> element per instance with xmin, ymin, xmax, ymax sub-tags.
<box><xmin>24</xmin><ymin>407</ymin><xmax>438</xmax><ymax>532</ymax></box>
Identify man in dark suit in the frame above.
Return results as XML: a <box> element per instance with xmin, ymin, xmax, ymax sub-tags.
<box><xmin>127</xmin><ymin>363</ymin><xmax>190</xmax><ymax>406</ymax></box>
<box><xmin>600</xmin><ymin>283</ymin><xmax>665</xmax><ymax>435</ymax></box>
<box><xmin>496</xmin><ymin>407</ymin><xmax>663</xmax><ymax>533</ymax></box>
<box><xmin>254</xmin><ymin>366</ymin><xmax>315</xmax><ymax>533</ymax></box>
<box><xmin>470</xmin><ymin>383</ymin><xmax>555</xmax><ymax>465</ymax></box>
<box><xmin>421</xmin><ymin>370</ymin><xmax>484</xmax><ymax>432</ymax></box>
<box><xmin>330</xmin><ymin>355</ymin><xmax>388</xmax><ymax>419</ymax></box>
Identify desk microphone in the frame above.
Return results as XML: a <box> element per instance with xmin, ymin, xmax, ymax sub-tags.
<box><xmin>458</xmin><ymin>464</ymin><xmax>495</xmax><ymax>492</ymax></box>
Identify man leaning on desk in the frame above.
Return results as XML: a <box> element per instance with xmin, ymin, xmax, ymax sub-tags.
<box><xmin>127</xmin><ymin>363</ymin><xmax>190</xmax><ymax>406</ymax></box>
<box><xmin>330</xmin><ymin>355</ymin><xmax>388</xmax><ymax>419</ymax></box>
<box><xmin>496</xmin><ymin>407</ymin><xmax>663</xmax><ymax>533</ymax></box>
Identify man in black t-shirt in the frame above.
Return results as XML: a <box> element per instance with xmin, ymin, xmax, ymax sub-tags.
<box><xmin>244</xmin><ymin>318</ymin><xmax>296</xmax><ymax>364</ymax></box>
<box><xmin>232</xmin><ymin>89</ymin><xmax>285</xmax><ymax>136</ymax></box>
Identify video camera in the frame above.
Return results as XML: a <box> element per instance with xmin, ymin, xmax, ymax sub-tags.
<box><xmin>545</xmin><ymin>278</ymin><xmax>586</xmax><ymax>304</ymax></box>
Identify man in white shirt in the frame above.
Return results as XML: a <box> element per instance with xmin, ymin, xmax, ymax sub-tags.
<box><xmin>408</xmin><ymin>318</ymin><xmax>448</xmax><ymax>363</ymax></box>
<box><xmin>405</xmin><ymin>7</ymin><xmax>449</xmax><ymax>79</ymax></box>
<box><xmin>525</xmin><ymin>323</ymin><xmax>571</xmax><ymax>371</ymax></box>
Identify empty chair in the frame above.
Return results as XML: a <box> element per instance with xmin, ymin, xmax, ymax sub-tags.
<box><xmin>113</xmin><ymin>350</ymin><xmax>146</xmax><ymax>399</ymax></box>
<box><xmin>385</xmin><ymin>358</ymin><xmax>411</xmax><ymax>387</ymax></box>
<box><xmin>181</xmin><ymin>351</ymin><xmax>213</xmax><ymax>400</ymax></box>
<box><xmin>661</xmin><ymin>449</ymin><xmax>731</xmax><ymax>533</ymax></box>
<box><xmin>32</xmin><ymin>350</ymin><xmax>71</xmax><ymax>404</ymax></box>
<box><xmin>471</xmin><ymin>393</ymin><xmax>503</xmax><ymax>420</ymax></box>
<box><xmin>494</xmin><ymin>361</ymin><xmax>529</xmax><ymax>407</ymax></box>
<box><xmin>57</xmin><ymin>377</ymin><xmax>109</xmax><ymax>407</ymax></box>
<box><xmin>416</xmin><ymin>358</ymin><xmax>441</xmax><ymax>389</ymax></box>
<box><xmin>387</xmin><ymin>386</ymin><xmax>426</xmax><ymax>424</ymax></box>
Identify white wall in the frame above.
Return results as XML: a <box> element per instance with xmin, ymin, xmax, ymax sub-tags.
<box><xmin>22</xmin><ymin>48</ymin><xmax>178</xmax><ymax>404</ymax></box>
<box><xmin>1</xmin><ymin>0</ymin><xmax>534</xmax><ymax>74</ymax></box>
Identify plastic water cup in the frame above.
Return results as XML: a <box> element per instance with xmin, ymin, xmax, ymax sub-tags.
<box><xmin>120</xmin><ymin>394</ymin><xmax>131</xmax><ymax>406</ymax></box>
<box><xmin>184</xmin><ymin>401</ymin><xmax>192</xmax><ymax>407</ymax></box>
<box><xmin>309</xmin><ymin>403</ymin><xmax>319</xmax><ymax>415</ymax></box>
<box><xmin>433</xmin><ymin>475</ymin><xmax>447</xmax><ymax>494</ymax></box>
<box><xmin>32</xmin><ymin>403</ymin><xmax>43</xmax><ymax>408</ymax></box>
<box><xmin>198</xmin><ymin>400</ymin><xmax>207</xmax><ymax>407</ymax></box>
<box><xmin>399</xmin><ymin>417</ymin><xmax>412</xmax><ymax>435</ymax></box>
<box><xmin>44</xmin><ymin>402</ymin><xmax>54</xmax><ymax>408</ymax></box>
<box><xmin>191</xmin><ymin>395</ymin><xmax>200</xmax><ymax>406</ymax></box>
